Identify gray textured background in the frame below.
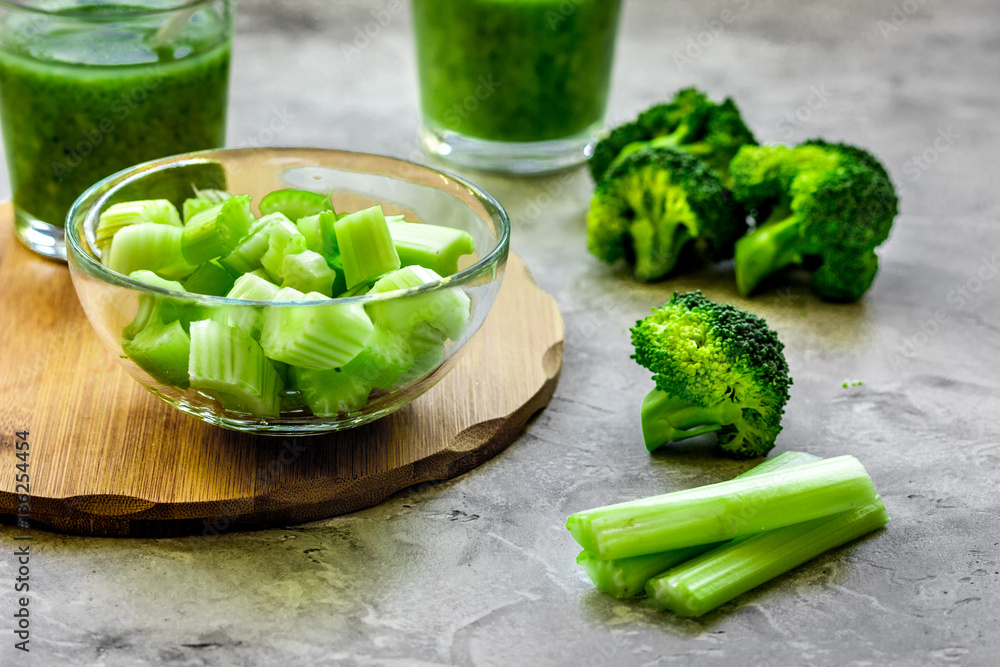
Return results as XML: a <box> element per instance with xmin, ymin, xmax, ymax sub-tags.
<box><xmin>2</xmin><ymin>0</ymin><xmax>999</xmax><ymax>665</ymax></box>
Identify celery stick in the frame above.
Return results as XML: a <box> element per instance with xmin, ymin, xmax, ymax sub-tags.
<box><xmin>318</xmin><ymin>210</ymin><xmax>340</xmax><ymax>258</ymax></box>
<box><xmin>219</xmin><ymin>214</ymin><xmax>280</xmax><ymax>275</ymax></box>
<box><xmin>260</xmin><ymin>216</ymin><xmax>307</xmax><ymax>282</ymax></box>
<box><xmin>260</xmin><ymin>288</ymin><xmax>374</xmax><ymax>369</ymax></box>
<box><xmin>183</xmin><ymin>189</ymin><xmax>233</xmax><ymax>223</ymax></box>
<box><xmin>122</xmin><ymin>272</ymin><xmax>194</xmax><ymax>340</ymax></box>
<box><xmin>106</xmin><ymin>222</ymin><xmax>196</xmax><ymax>280</ymax></box>
<box><xmin>387</xmin><ymin>221</ymin><xmax>476</xmax><ymax>277</ymax></box>
<box><xmin>189</xmin><ymin>319</ymin><xmax>283</xmax><ymax>418</ymax></box>
<box><xmin>259</xmin><ymin>189</ymin><xmax>333</xmax><ymax>221</ymax></box>
<box><xmin>577</xmin><ymin>451</ymin><xmax>822</xmax><ymax>598</ymax></box>
<box><xmin>182</xmin><ymin>261</ymin><xmax>236</xmax><ymax>297</ymax></box>
<box><xmin>280</xmin><ymin>250</ymin><xmax>335</xmax><ymax>297</ymax></box>
<box><xmin>335</xmin><ymin>205</ymin><xmax>401</xmax><ymax>289</ymax></box>
<box><xmin>129</xmin><ymin>270</ymin><xmax>185</xmax><ymax>291</ymax></box>
<box><xmin>97</xmin><ymin>199</ymin><xmax>182</xmax><ymax>252</ymax></box>
<box><xmin>399</xmin><ymin>322</ymin><xmax>447</xmax><ymax>382</ymax></box>
<box><xmin>227</xmin><ymin>272</ymin><xmax>280</xmax><ymax>301</ymax></box>
<box><xmin>122</xmin><ymin>319</ymin><xmax>191</xmax><ymax>389</ymax></box>
<box><xmin>181</xmin><ymin>194</ymin><xmax>255</xmax><ymax>265</ymax></box>
<box><xmin>565</xmin><ymin>456</ymin><xmax>877</xmax><ymax>560</ymax></box>
<box><xmin>296</xmin><ymin>214</ymin><xmax>324</xmax><ymax>254</ymax></box>
<box><xmin>367</xmin><ymin>266</ymin><xmax>471</xmax><ymax>341</ymax></box>
<box><xmin>646</xmin><ymin>497</ymin><xmax>891</xmax><ymax>617</ymax></box>
<box><xmin>288</xmin><ymin>365</ymin><xmax>373</xmax><ymax>417</ymax></box>
<box><xmin>340</xmin><ymin>326</ymin><xmax>415</xmax><ymax>389</ymax></box>
<box><xmin>208</xmin><ymin>305</ymin><xmax>263</xmax><ymax>341</ymax></box>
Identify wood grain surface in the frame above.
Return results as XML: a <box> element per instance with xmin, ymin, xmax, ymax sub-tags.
<box><xmin>0</xmin><ymin>203</ymin><xmax>563</xmax><ymax>537</ymax></box>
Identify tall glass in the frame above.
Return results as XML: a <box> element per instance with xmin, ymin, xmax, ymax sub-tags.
<box><xmin>413</xmin><ymin>0</ymin><xmax>623</xmax><ymax>175</ymax></box>
<box><xmin>0</xmin><ymin>0</ymin><xmax>233</xmax><ymax>260</ymax></box>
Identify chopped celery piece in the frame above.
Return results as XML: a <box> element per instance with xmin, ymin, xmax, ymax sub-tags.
<box><xmin>181</xmin><ymin>194</ymin><xmax>255</xmax><ymax>265</ymax></box>
<box><xmin>340</xmin><ymin>326</ymin><xmax>414</xmax><ymax>389</ymax></box>
<box><xmin>327</xmin><ymin>252</ymin><xmax>347</xmax><ymax>296</ymax></box>
<box><xmin>367</xmin><ymin>266</ymin><xmax>471</xmax><ymax>341</ymax></box>
<box><xmin>260</xmin><ymin>216</ymin><xmax>307</xmax><ymax>282</ymax></box>
<box><xmin>288</xmin><ymin>366</ymin><xmax>372</xmax><ymax>417</ymax></box>
<box><xmin>576</xmin><ymin>451</ymin><xmax>822</xmax><ymax>598</ymax></box>
<box><xmin>97</xmin><ymin>199</ymin><xmax>181</xmax><ymax>252</ymax></box>
<box><xmin>227</xmin><ymin>272</ymin><xmax>281</xmax><ymax>301</ymax></box>
<box><xmin>260</xmin><ymin>288</ymin><xmax>374</xmax><ymax>369</ymax></box>
<box><xmin>399</xmin><ymin>322</ymin><xmax>447</xmax><ymax>382</ymax></box>
<box><xmin>565</xmin><ymin>456</ymin><xmax>878</xmax><ymax>560</ymax></box>
<box><xmin>387</xmin><ymin>221</ymin><xmax>476</xmax><ymax>277</ymax></box>
<box><xmin>188</xmin><ymin>319</ymin><xmax>283</xmax><ymax>418</ymax></box>
<box><xmin>122</xmin><ymin>319</ymin><xmax>191</xmax><ymax>389</ymax></box>
<box><xmin>128</xmin><ymin>270</ymin><xmax>185</xmax><ymax>291</ymax></box>
<box><xmin>259</xmin><ymin>189</ymin><xmax>333</xmax><ymax>221</ymax></box>
<box><xmin>335</xmin><ymin>205</ymin><xmax>401</xmax><ymax>288</ymax></box>
<box><xmin>296</xmin><ymin>214</ymin><xmax>324</xmax><ymax>253</ymax></box>
<box><xmin>646</xmin><ymin>497</ymin><xmax>891</xmax><ymax>617</ymax></box>
<box><xmin>184</xmin><ymin>198</ymin><xmax>217</xmax><ymax>223</ymax></box>
<box><xmin>182</xmin><ymin>261</ymin><xmax>236</xmax><ymax>297</ymax></box>
<box><xmin>106</xmin><ymin>223</ymin><xmax>196</xmax><ymax>280</ymax></box>
<box><xmin>318</xmin><ymin>210</ymin><xmax>340</xmax><ymax>258</ymax></box>
<box><xmin>219</xmin><ymin>214</ymin><xmax>281</xmax><ymax>275</ymax></box>
<box><xmin>280</xmin><ymin>250</ymin><xmax>335</xmax><ymax>297</ymax></box>
<box><xmin>208</xmin><ymin>305</ymin><xmax>263</xmax><ymax>340</ymax></box>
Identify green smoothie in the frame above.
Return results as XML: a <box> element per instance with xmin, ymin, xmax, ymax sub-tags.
<box><xmin>0</xmin><ymin>3</ymin><xmax>231</xmax><ymax>229</ymax></box>
<box><xmin>413</xmin><ymin>0</ymin><xmax>622</xmax><ymax>144</ymax></box>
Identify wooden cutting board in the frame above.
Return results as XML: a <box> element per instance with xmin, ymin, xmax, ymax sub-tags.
<box><xmin>0</xmin><ymin>202</ymin><xmax>563</xmax><ymax>537</ymax></box>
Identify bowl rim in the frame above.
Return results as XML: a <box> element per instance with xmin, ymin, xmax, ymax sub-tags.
<box><xmin>66</xmin><ymin>147</ymin><xmax>511</xmax><ymax>307</ymax></box>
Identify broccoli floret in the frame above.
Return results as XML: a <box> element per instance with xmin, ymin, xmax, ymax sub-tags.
<box><xmin>730</xmin><ymin>139</ymin><xmax>899</xmax><ymax>301</ymax></box>
<box><xmin>589</xmin><ymin>88</ymin><xmax>757</xmax><ymax>187</ymax></box>
<box><xmin>630</xmin><ymin>290</ymin><xmax>792</xmax><ymax>459</ymax></box>
<box><xmin>587</xmin><ymin>146</ymin><xmax>746</xmax><ymax>282</ymax></box>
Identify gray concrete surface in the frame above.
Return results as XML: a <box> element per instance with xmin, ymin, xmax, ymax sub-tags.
<box><xmin>2</xmin><ymin>0</ymin><xmax>999</xmax><ymax>665</ymax></box>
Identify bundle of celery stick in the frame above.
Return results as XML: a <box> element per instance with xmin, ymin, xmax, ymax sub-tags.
<box><xmin>565</xmin><ymin>452</ymin><xmax>890</xmax><ymax>616</ymax></box>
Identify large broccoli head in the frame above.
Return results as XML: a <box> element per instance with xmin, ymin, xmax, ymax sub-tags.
<box><xmin>730</xmin><ymin>139</ymin><xmax>899</xmax><ymax>301</ymax></box>
<box><xmin>631</xmin><ymin>290</ymin><xmax>792</xmax><ymax>459</ymax></box>
<box><xmin>589</xmin><ymin>88</ymin><xmax>757</xmax><ymax>187</ymax></box>
<box><xmin>587</xmin><ymin>146</ymin><xmax>747</xmax><ymax>282</ymax></box>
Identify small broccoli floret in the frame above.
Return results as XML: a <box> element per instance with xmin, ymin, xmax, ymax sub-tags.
<box><xmin>587</xmin><ymin>146</ymin><xmax>746</xmax><ymax>282</ymax></box>
<box><xmin>730</xmin><ymin>139</ymin><xmax>899</xmax><ymax>301</ymax></box>
<box><xmin>630</xmin><ymin>291</ymin><xmax>792</xmax><ymax>459</ymax></box>
<box><xmin>589</xmin><ymin>88</ymin><xmax>757</xmax><ymax>187</ymax></box>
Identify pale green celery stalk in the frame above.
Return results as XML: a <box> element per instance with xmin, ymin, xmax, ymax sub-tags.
<box><xmin>335</xmin><ymin>205</ymin><xmax>401</xmax><ymax>288</ymax></box>
<box><xmin>181</xmin><ymin>195</ymin><xmax>255</xmax><ymax>265</ymax></box>
<box><xmin>646</xmin><ymin>496</ymin><xmax>891</xmax><ymax>617</ymax></box>
<box><xmin>97</xmin><ymin>199</ymin><xmax>181</xmax><ymax>252</ymax></box>
<box><xmin>577</xmin><ymin>451</ymin><xmax>821</xmax><ymax>598</ymax></box>
<box><xmin>565</xmin><ymin>455</ymin><xmax>877</xmax><ymax>560</ymax></box>
<box><xmin>387</xmin><ymin>221</ymin><xmax>476</xmax><ymax>277</ymax></box>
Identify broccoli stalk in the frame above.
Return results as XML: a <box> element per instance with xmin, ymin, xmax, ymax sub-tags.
<box><xmin>631</xmin><ymin>291</ymin><xmax>792</xmax><ymax>459</ymax></box>
<box><xmin>730</xmin><ymin>140</ymin><xmax>899</xmax><ymax>301</ymax></box>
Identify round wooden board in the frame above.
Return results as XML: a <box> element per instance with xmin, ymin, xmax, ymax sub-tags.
<box><xmin>0</xmin><ymin>203</ymin><xmax>563</xmax><ymax>537</ymax></box>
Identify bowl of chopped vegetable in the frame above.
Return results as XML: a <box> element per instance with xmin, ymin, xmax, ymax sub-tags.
<box><xmin>65</xmin><ymin>147</ymin><xmax>510</xmax><ymax>435</ymax></box>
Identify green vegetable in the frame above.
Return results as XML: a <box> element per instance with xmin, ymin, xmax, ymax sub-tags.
<box><xmin>258</xmin><ymin>188</ymin><xmax>333</xmax><ymax>221</ymax></box>
<box><xmin>121</xmin><ymin>319</ymin><xmax>191</xmax><ymax>389</ymax></box>
<box><xmin>188</xmin><ymin>319</ymin><xmax>284</xmax><ymax>417</ymax></box>
<box><xmin>260</xmin><ymin>215</ymin><xmax>308</xmax><ymax>282</ymax></box>
<box><xmin>288</xmin><ymin>365</ymin><xmax>372</xmax><ymax>417</ymax></box>
<box><xmin>97</xmin><ymin>199</ymin><xmax>182</xmax><ymax>252</ymax></box>
<box><xmin>646</xmin><ymin>496</ymin><xmax>890</xmax><ymax>616</ymax></box>
<box><xmin>387</xmin><ymin>221</ymin><xmax>476</xmax><ymax>277</ymax></box>
<box><xmin>589</xmin><ymin>88</ymin><xmax>757</xmax><ymax>187</ymax></box>
<box><xmin>227</xmin><ymin>272</ymin><xmax>280</xmax><ymax>301</ymax></box>
<box><xmin>587</xmin><ymin>146</ymin><xmax>746</xmax><ymax>282</ymax></box>
<box><xmin>219</xmin><ymin>215</ymin><xmax>280</xmax><ymax>275</ymax></box>
<box><xmin>183</xmin><ymin>188</ymin><xmax>232</xmax><ymax>223</ymax></box>
<box><xmin>260</xmin><ymin>287</ymin><xmax>374</xmax><ymax>370</ymax></box>
<box><xmin>280</xmin><ymin>250</ymin><xmax>336</xmax><ymax>297</ymax></box>
<box><xmin>182</xmin><ymin>261</ymin><xmax>236</xmax><ymax>297</ymax></box>
<box><xmin>335</xmin><ymin>205</ymin><xmax>401</xmax><ymax>289</ymax></box>
<box><xmin>340</xmin><ymin>326</ymin><xmax>415</xmax><ymax>390</ymax></box>
<box><xmin>730</xmin><ymin>140</ymin><xmax>898</xmax><ymax>301</ymax></box>
<box><xmin>122</xmin><ymin>272</ymin><xmax>194</xmax><ymax>340</ymax></box>
<box><xmin>181</xmin><ymin>194</ymin><xmax>255</xmax><ymax>265</ymax></box>
<box><xmin>565</xmin><ymin>455</ymin><xmax>876</xmax><ymax>560</ymax></box>
<box><xmin>106</xmin><ymin>222</ymin><xmax>195</xmax><ymax>280</ymax></box>
<box><xmin>631</xmin><ymin>291</ymin><xmax>791</xmax><ymax>459</ymax></box>
<box><xmin>576</xmin><ymin>451</ymin><xmax>820</xmax><ymax>598</ymax></box>
<box><xmin>366</xmin><ymin>265</ymin><xmax>471</xmax><ymax>341</ymax></box>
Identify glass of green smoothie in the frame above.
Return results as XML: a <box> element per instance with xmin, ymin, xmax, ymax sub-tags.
<box><xmin>0</xmin><ymin>0</ymin><xmax>233</xmax><ymax>261</ymax></box>
<box><xmin>412</xmin><ymin>0</ymin><xmax>623</xmax><ymax>174</ymax></box>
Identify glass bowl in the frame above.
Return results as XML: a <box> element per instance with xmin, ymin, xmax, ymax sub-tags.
<box><xmin>66</xmin><ymin>147</ymin><xmax>510</xmax><ymax>435</ymax></box>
